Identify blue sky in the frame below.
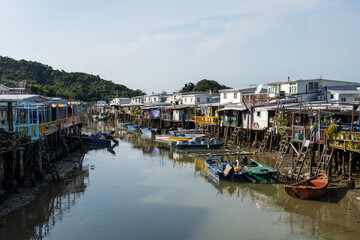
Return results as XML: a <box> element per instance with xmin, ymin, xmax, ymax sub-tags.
<box><xmin>1</xmin><ymin>0</ymin><xmax>359</xmax><ymax>94</ymax></box>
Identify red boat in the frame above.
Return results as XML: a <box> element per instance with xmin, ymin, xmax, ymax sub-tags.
<box><xmin>284</xmin><ymin>173</ymin><xmax>328</xmax><ymax>199</ymax></box>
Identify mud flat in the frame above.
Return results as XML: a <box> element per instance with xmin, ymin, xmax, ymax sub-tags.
<box><xmin>0</xmin><ymin>149</ymin><xmax>87</xmax><ymax>218</ymax></box>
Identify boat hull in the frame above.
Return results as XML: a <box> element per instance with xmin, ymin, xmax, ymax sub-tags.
<box><xmin>82</xmin><ymin>136</ymin><xmax>111</xmax><ymax>146</ymax></box>
<box><xmin>176</xmin><ymin>142</ymin><xmax>222</xmax><ymax>149</ymax></box>
<box><xmin>241</xmin><ymin>160</ymin><xmax>277</xmax><ymax>182</ymax></box>
<box><xmin>205</xmin><ymin>158</ymin><xmax>245</xmax><ymax>182</ymax></box>
<box><xmin>284</xmin><ymin>173</ymin><xmax>328</xmax><ymax>199</ymax></box>
<box><xmin>140</xmin><ymin>128</ymin><xmax>156</xmax><ymax>135</ymax></box>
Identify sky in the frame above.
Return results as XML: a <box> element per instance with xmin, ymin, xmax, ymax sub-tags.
<box><xmin>1</xmin><ymin>0</ymin><xmax>360</xmax><ymax>94</ymax></box>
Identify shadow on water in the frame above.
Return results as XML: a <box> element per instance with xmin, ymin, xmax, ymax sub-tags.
<box><xmin>0</xmin><ymin>169</ymin><xmax>89</xmax><ymax>240</ymax></box>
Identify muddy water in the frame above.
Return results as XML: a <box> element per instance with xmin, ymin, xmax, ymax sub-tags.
<box><xmin>0</xmin><ymin>122</ymin><xmax>360</xmax><ymax>240</ymax></box>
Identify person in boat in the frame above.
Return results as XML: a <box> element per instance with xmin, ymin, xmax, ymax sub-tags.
<box><xmin>242</xmin><ymin>156</ymin><xmax>248</xmax><ymax>166</ymax></box>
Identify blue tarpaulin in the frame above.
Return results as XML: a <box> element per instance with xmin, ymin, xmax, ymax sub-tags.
<box><xmin>151</xmin><ymin>109</ymin><xmax>161</xmax><ymax>118</ymax></box>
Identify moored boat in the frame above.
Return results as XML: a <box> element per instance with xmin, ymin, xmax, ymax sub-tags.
<box><xmin>82</xmin><ymin>131</ymin><xmax>118</xmax><ymax>146</ymax></box>
<box><xmin>284</xmin><ymin>173</ymin><xmax>328</xmax><ymax>199</ymax></box>
<box><xmin>127</xmin><ymin>124</ymin><xmax>141</xmax><ymax>132</ymax></box>
<box><xmin>241</xmin><ymin>159</ymin><xmax>278</xmax><ymax>183</ymax></box>
<box><xmin>155</xmin><ymin>129</ymin><xmax>201</xmax><ymax>142</ymax></box>
<box><xmin>140</xmin><ymin>127</ymin><xmax>156</xmax><ymax>135</ymax></box>
<box><xmin>175</xmin><ymin>138</ymin><xmax>222</xmax><ymax>149</ymax></box>
<box><xmin>168</xmin><ymin>134</ymin><xmax>206</xmax><ymax>147</ymax></box>
<box><xmin>117</xmin><ymin>120</ymin><xmax>132</xmax><ymax>127</ymax></box>
<box><xmin>205</xmin><ymin>158</ymin><xmax>245</xmax><ymax>182</ymax></box>
<box><xmin>98</xmin><ymin>113</ymin><xmax>108</xmax><ymax>120</ymax></box>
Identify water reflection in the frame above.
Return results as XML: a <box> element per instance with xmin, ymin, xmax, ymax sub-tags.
<box><xmin>1</xmin><ymin>121</ymin><xmax>359</xmax><ymax>240</ymax></box>
<box><xmin>194</xmin><ymin>158</ymin><xmax>360</xmax><ymax>240</ymax></box>
<box><xmin>0</xmin><ymin>169</ymin><xmax>89</xmax><ymax>240</ymax></box>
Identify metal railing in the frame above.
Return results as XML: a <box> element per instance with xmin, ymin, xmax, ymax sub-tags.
<box><xmin>195</xmin><ymin>116</ymin><xmax>219</xmax><ymax>125</ymax></box>
<box><xmin>13</xmin><ymin>115</ymin><xmax>84</xmax><ymax>140</ymax></box>
<box><xmin>39</xmin><ymin>116</ymin><xmax>84</xmax><ymax>136</ymax></box>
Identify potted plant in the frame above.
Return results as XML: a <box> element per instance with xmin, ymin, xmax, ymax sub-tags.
<box><xmin>340</xmin><ymin>131</ymin><xmax>346</xmax><ymax>140</ymax></box>
<box><xmin>325</xmin><ymin>123</ymin><xmax>338</xmax><ymax>139</ymax></box>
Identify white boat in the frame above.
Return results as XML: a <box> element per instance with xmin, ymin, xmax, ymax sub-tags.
<box><xmin>155</xmin><ymin>129</ymin><xmax>202</xmax><ymax>142</ymax></box>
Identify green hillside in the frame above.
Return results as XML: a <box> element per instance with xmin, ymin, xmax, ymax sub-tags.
<box><xmin>0</xmin><ymin>56</ymin><xmax>144</xmax><ymax>102</ymax></box>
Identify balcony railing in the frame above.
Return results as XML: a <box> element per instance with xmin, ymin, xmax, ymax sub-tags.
<box><xmin>14</xmin><ymin>115</ymin><xmax>84</xmax><ymax>140</ymax></box>
<box><xmin>195</xmin><ymin>116</ymin><xmax>219</xmax><ymax>125</ymax></box>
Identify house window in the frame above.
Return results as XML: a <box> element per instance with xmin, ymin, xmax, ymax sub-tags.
<box><xmin>191</xmin><ymin>98</ymin><xmax>193</xmax><ymax>102</ymax></box>
<box><xmin>234</xmin><ymin>93</ymin><xmax>238</xmax><ymax>99</ymax></box>
<box><xmin>341</xmin><ymin>98</ymin><xmax>346</xmax><ymax>102</ymax></box>
<box><xmin>331</xmin><ymin>95</ymin><xmax>334</xmax><ymax>99</ymax></box>
<box><xmin>268</xmin><ymin>85</ymin><xmax>276</xmax><ymax>94</ymax></box>
<box><xmin>184</xmin><ymin>98</ymin><xmax>187</xmax><ymax>103</ymax></box>
<box><xmin>207</xmin><ymin>98</ymin><xmax>210</xmax><ymax>103</ymax></box>
<box><xmin>289</xmin><ymin>83</ymin><xmax>296</xmax><ymax>93</ymax></box>
<box><xmin>224</xmin><ymin>93</ymin><xmax>227</xmax><ymax>99</ymax></box>
<box><xmin>309</xmin><ymin>82</ymin><xmax>319</xmax><ymax>91</ymax></box>
<box><xmin>197</xmin><ymin>98</ymin><xmax>200</xmax><ymax>103</ymax></box>
<box><xmin>257</xmin><ymin>111</ymin><xmax>261</xmax><ymax>117</ymax></box>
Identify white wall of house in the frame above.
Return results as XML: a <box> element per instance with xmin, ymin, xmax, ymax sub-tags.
<box><xmin>268</xmin><ymin>79</ymin><xmax>360</xmax><ymax>102</ymax></box>
<box><xmin>220</xmin><ymin>90</ymin><xmax>241</xmax><ymax>104</ymax></box>
<box><xmin>173</xmin><ymin>110</ymin><xmax>185</xmax><ymax>121</ymax></box>
<box><xmin>110</xmin><ymin>98</ymin><xmax>130</xmax><ymax>106</ymax></box>
<box><xmin>242</xmin><ymin>112</ymin><xmax>251</xmax><ymax>129</ymax></box>
<box><xmin>130</xmin><ymin>96</ymin><xmax>144</xmax><ymax>105</ymax></box>
<box><xmin>182</xmin><ymin>93</ymin><xmax>218</xmax><ymax>105</ymax></box>
<box><xmin>328</xmin><ymin>90</ymin><xmax>360</xmax><ymax>103</ymax></box>
<box><xmin>253</xmin><ymin>109</ymin><xmax>269</xmax><ymax>129</ymax></box>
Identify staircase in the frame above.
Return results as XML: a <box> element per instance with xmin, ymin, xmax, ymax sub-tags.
<box><xmin>39</xmin><ymin>136</ymin><xmax>61</xmax><ymax>182</ymax></box>
<box><xmin>214</xmin><ymin>126</ymin><xmax>220</xmax><ymax>141</ymax></box>
<box><xmin>226</xmin><ymin>127</ymin><xmax>240</xmax><ymax>149</ymax></box>
<box><xmin>258</xmin><ymin>130</ymin><xmax>271</xmax><ymax>153</ymax></box>
<box><xmin>60</xmin><ymin>131</ymin><xmax>70</xmax><ymax>154</ymax></box>
<box><xmin>274</xmin><ymin>135</ymin><xmax>292</xmax><ymax>169</ymax></box>
<box><xmin>291</xmin><ymin>135</ymin><xmax>313</xmax><ymax>181</ymax></box>
<box><xmin>315</xmin><ymin>146</ymin><xmax>334</xmax><ymax>175</ymax></box>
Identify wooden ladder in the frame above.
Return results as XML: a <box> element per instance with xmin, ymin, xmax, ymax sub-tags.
<box><xmin>39</xmin><ymin>136</ymin><xmax>61</xmax><ymax>182</ymax></box>
<box><xmin>315</xmin><ymin>146</ymin><xmax>334</xmax><ymax>175</ymax></box>
<box><xmin>226</xmin><ymin>127</ymin><xmax>240</xmax><ymax>149</ymax></box>
<box><xmin>292</xmin><ymin>138</ymin><xmax>313</xmax><ymax>181</ymax></box>
<box><xmin>60</xmin><ymin>131</ymin><xmax>70</xmax><ymax>154</ymax></box>
<box><xmin>214</xmin><ymin>126</ymin><xmax>220</xmax><ymax>141</ymax></box>
<box><xmin>258</xmin><ymin>130</ymin><xmax>271</xmax><ymax>153</ymax></box>
<box><xmin>274</xmin><ymin>135</ymin><xmax>292</xmax><ymax>169</ymax></box>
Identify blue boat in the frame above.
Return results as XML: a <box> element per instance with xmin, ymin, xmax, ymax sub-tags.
<box><xmin>205</xmin><ymin>158</ymin><xmax>245</xmax><ymax>182</ymax></box>
<box><xmin>140</xmin><ymin>127</ymin><xmax>156</xmax><ymax>135</ymax></box>
<box><xmin>98</xmin><ymin>113</ymin><xmax>108</xmax><ymax>121</ymax></box>
<box><xmin>82</xmin><ymin>131</ymin><xmax>118</xmax><ymax>146</ymax></box>
<box><xmin>117</xmin><ymin>121</ymin><xmax>132</xmax><ymax>128</ymax></box>
<box><xmin>175</xmin><ymin>138</ymin><xmax>222</xmax><ymax>149</ymax></box>
<box><xmin>127</xmin><ymin>124</ymin><xmax>141</xmax><ymax>132</ymax></box>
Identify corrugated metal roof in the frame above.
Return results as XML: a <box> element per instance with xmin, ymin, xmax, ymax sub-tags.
<box><xmin>0</xmin><ymin>94</ymin><xmax>51</xmax><ymax>102</ymax></box>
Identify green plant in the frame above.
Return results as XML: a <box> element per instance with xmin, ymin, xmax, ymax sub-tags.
<box><xmin>278</xmin><ymin>129</ymin><xmax>285</xmax><ymax>137</ymax></box>
<box><xmin>326</xmin><ymin>123</ymin><xmax>338</xmax><ymax>137</ymax></box>
<box><xmin>276</xmin><ymin>112</ymin><xmax>288</xmax><ymax>126</ymax></box>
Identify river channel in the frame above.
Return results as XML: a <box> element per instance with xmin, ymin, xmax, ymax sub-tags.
<box><xmin>1</xmin><ymin>121</ymin><xmax>360</xmax><ymax>240</ymax></box>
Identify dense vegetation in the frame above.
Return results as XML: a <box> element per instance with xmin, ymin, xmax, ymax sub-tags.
<box><xmin>180</xmin><ymin>79</ymin><xmax>229</xmax><ymax>93</ymax></box>
<box><xmin>0</xmin><ymin>56</ymin><xmax>144</xmax><ymax>102</ymax></box>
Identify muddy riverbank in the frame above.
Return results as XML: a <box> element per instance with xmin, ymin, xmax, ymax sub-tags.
<box><xmin>252</xmin><ymin>151</ymin><xmax>360</xmax><ymax>210</ymax></box>
<box><xmin>0</xmin><ymin>148</ymin><xmax>87</xmax><ymax>218</ymax></box>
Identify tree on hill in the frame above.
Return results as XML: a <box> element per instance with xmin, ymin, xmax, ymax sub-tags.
<box><xmin>0</xmin><ymin>56</ymin><xmax>145</xmax><ymax>102</ymax></box>
<box><xmin>180</xmin><ymin>79</ymin><xmax>229</xmax><ymax>93</ymax></box>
